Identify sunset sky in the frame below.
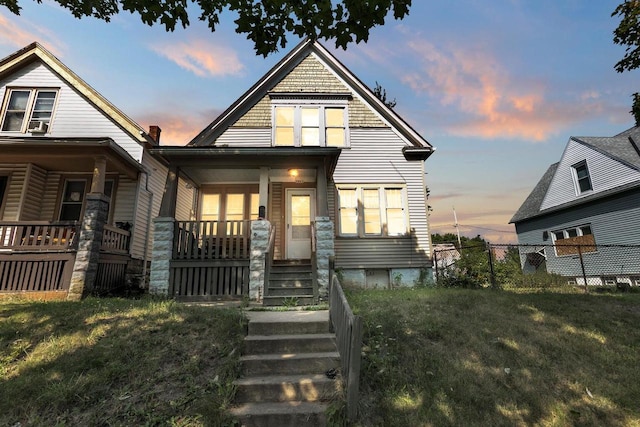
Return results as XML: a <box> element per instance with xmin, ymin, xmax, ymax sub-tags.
<box><xmin>1</xmin><ymin>1</ymin><xmax>637</xmax><ymax>243</ymax></box>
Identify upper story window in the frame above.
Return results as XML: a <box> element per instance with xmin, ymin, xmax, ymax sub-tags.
<box><xmin>572</xmin><ymin>161</ymin><xmax>592</xmax><ymax>194</ymax></box>
<box><xmin>1</xmin><ymin>88</ymin><xmax>58</xmax><ymax>133</ymax></box>
<box><xmin>273</xmin><ymin>103</ymin><xmax>347</xmax><ymax>147</ymax></box>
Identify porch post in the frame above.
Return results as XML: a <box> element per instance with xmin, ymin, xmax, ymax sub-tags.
<box><xmin>67</xmin><ymin>193</ymin><xmax>109</xmax><ymax>300</ymax></box>
<box><xmin>259</xmin><ymin>167</ymin><xmax>269</xmax><ymax>219</ymax></box>
<box><xmin>159</xmin><ymin>165</ymin><xmax>179</xmax><ymax>217</ymax></box>
<box><xmin>314</xmin><ymin>216</ymin><xmax>334</xmax><ymax>300</ymax></box>
<box><xmin>316</xmin><ymin>160</ymin><xmax>329</xmax><ymax>217</ymax></box>
<box><xmin>149</xmin><ymin>217</ymin><xmax>174</xmax><ymax>296</ymax></box>
<box><xmin>90</xmin><ymin>156</ymin><xmax>107</xmax><ymax>194</ymax></box>
<box><xmin>249</xmin><ymin>219</ymin><xmax>270</xmax><ymax>301</ymax></box>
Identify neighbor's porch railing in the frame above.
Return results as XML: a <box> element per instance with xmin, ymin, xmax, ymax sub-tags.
<box><xmin>94</xmin><ymin>225</ymin><xmax>132</xmax><ymax>295</ymax></box>
<box><xmin>329</xmin><ymin>262</ymin><xmax>363</xmax><ymax>421</ymax></box>
<box><xmin>0</xmin><ymin>221</ymin><xmax>79</xmax><ymax>294</ymax></box>
<box><xmin>170</xmin><ymin>220</ymin><xmax>251</xmax><ymax>299</ymax></box>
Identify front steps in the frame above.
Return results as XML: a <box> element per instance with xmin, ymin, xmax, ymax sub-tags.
<box><xmin>264</xmin><ymin>261</ymin><xmax>315</xmax><ymax>306</ymax></box>
<box><xmin>231</xmin><ymin>310</ymin><xmax>341</xmax><ymax>426</ymax></box>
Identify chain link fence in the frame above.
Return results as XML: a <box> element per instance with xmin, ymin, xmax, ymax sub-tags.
<box><xmin>433</xmin><ymin>243</ymin><xmax>640</xmax><ymax>290</ymax></box>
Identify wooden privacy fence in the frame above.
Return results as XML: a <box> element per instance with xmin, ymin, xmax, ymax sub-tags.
<box><xmin>170</xmin><ymin>220</ymin><xmax>251</xmax><ymax>300</ymax></box>
<box><xmin>94</xmin><ymin>225</ymin><xmax>131</xmax><ymax>295</ymax></box>
<box><xmin>0</xmin><ymin>222</ymin><xmax>79</xmax><ymax>295</ymax></box>
<box><xmin>329</xmin><ymin>273</ymin><xmax>363</xmax><ymax>421</ymax></box>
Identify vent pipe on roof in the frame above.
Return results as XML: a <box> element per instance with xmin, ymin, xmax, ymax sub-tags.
<box><xmin>149</xmin><ymin>125</ymin><xmax>162</xmax><ymax>145</ymax></box>
<box><xmin>629</xmin><ymin>136</ymin><xmax>640</xmax><ymax>158</ymax></box>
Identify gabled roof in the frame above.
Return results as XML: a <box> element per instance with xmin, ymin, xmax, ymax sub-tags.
<box><xmin>0</xmin><ymin>42</ymin><xmax>153</xmax><ymax>146</ymax></box>
<box><xmin>189</xmin><ymin>39</ymin><xmax>433</xmax><ymax>151</ymax></box>
<box><xmin>510</xmin><ymin>126</ymin><xmax>640</xmax><ymax>224</ymax></box>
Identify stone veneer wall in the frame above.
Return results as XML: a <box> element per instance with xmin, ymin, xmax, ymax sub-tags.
<box><xmin>249</xmin><ymin>219</ymin><xmax>270</xmax><ymax>301</ymax></box>
<box><xmin>67</xmin><ymin>193</ymin><xmax>109</xmax><ymax>301</ymax></box>
<box><xmin>149</xmin><ymin>217</ymin><xmax>174</xmax><ymax>295</ymax></box>
<box><xmin>315</xmin><ymin>217</ymin><xmax>335</xmax><ymax>299</ymax></box>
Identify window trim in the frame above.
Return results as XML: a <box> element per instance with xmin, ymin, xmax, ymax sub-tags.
<box><xmin>271</xmin><ymin>99</ymin><xmax>349</xmax><ymax>148</ymax></box>
<box><xmin>1</xmin><ymin>87</ymin><xmax>59</xmax><ymax>134</ymax></box>
<box><xmin>199</xmin><ymin>184</ymin><xmax>259</xmax><ymax>222</ymax></box>
<box><xmin>336</xmin><ymin>184</ymin><xmax>409</xmax><ymax>238</ymax></box>
<box><xmin>571</xmin><ymin>160</ymin><xmax>593</xmax><ymax>195</ymax></box>
<box><xmin>55</xmin><ymin>175</ymin><xmax>118</xmax><ymax>223</ymax></box>
<box><xmin>550</xmin><ymin>223</ymin><xmax>596</xmax><ymax>257</ymax></box>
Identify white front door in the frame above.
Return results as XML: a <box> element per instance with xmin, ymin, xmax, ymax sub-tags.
<box><xmin>286</xmin><ymin>189</ymin><xmax>315</xmax><ymax>259</ymax></box>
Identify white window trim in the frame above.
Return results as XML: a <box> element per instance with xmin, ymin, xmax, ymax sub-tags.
<box><xmin>336</xmin><ymin>184</ymin><xmax>409</xmax><ymax>237</ymax></box>
<box><xmin>550</xmin><ymin>223</ymin><xmax>596</xmax><ymax>256</ymax></box>
<box><xmin>571</xmin><ymin>160</ymin><xmax>593</xmax><ymax>195</ymax></box>
<box><xmin>0</xmin><ymin>87</ymin><xmax>59</xmax><ymax>134</ymax></box>
<box><xmin>271</xmin><ymin>100</ymin><xmax>349</xmax><ymax>147</ymax></box>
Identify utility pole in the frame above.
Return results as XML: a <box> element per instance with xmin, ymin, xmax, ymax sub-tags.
<box><xmin>453</xmin><ymin>207</ymin><xmax>462</xmax><ymax>248</ymax></box>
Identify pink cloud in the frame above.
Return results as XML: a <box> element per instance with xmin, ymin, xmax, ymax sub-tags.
<box><xmin>150</xmin><ymin>39</ymin><xmax>243</xmax><ymax>78</ymax></box>
<box><xmin>0</xmin><ymin>12</ymin><xmax>65</xmax><ymax>55</ymax></box>
<box><xmin>136</xmin><ymin>108</ymin><xmax>221</xmax><ymax>146</ymax></box>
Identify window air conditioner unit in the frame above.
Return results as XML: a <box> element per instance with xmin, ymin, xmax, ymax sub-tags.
<box><xmin>27</xmin><ymin>120</ymin><xmax>48</xmax><ymax>133</ymax></box>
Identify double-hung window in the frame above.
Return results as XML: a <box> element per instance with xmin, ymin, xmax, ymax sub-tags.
<box><xmin>58</xmin><ymin>178</ymin><xmax>115</xmax><ymax>222</ymax></box>
<box><xmin>337</xmin><ymin>185</ymin><xmax>408</xmax><ymax>237</ymax></box>
<box><xmin>551</xmin><ymin>224</ymin><xmax>596</xmax><ymax>256</ymax></box>
<box><xmin>201</xmin><ymin>187</ymin><xmax>259</xmax><ymax>235</ymax></box>
<box><xmin>572</xmin><ymin>161</ymin><xmax>592</xmax><ymax>194</ymax></box>
<box><xmin>273</xmin><ymin>103</ymin><xmax>347</xmax><ymax>147</ymax></box>
<box><xmin>1</xmin><ymin>88</ymin><xmax>58</xmax><ymax>133</ymax></box>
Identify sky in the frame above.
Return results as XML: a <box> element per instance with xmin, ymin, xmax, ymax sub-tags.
<box><xmin>0</xmin><ymin>1</ymin><xmax>637</xmax><ymax>244</ymax></box>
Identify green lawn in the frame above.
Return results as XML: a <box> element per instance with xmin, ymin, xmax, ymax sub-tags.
<box><xmin>347</xmin><ymin>287</ymin><xmax>640</xmax><ymax>427</ymax></box>
<box><xmin>0</xmin><ymin>297</ymin><xmax>245</xmax><ymax>426</ymax></box>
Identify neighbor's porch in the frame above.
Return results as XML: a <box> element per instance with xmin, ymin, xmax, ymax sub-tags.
<box><xmin>148</xmin><ymin>146</ymin><xmax>340</xmax><ymax>303</ymax></box>
<box><xmin>0</xmin><ymin>137</ymin><xmax>142</xmax><ymax>299</ymax></box>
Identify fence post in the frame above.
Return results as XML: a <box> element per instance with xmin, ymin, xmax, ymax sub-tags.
<box><xmin>433</xmin><ymin>250</ymin><xmax>439</xmax><ymax>282</ymax></box>
<box><xmin>347</xmin><ymin>316</ymin><xmax>363</xmax><ymax>421</ymax></box>
<box><xmin>577</xmin><ymin>245</ymin><xmax>588</xmax><ymax>293</ymax></box>
<box><xmin>487</xmin><ymin>242</ymin><xmax>497</xmax><ymax>288</ymax></box>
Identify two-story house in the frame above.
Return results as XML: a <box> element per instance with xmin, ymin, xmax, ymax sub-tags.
<box><xmin>510</xmin><ymin>127</ymin><xmax>640</xmax><ymax>287</ymax></box>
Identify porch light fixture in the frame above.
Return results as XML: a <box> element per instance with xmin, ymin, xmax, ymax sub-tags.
<box><xmin>288</xmin><ymin>168</ymin><xmax>299</xmax><ymax>178</ymax></box>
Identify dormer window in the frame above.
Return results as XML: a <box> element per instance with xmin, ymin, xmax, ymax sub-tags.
<box><xmin>1</xmin><ymin>88</ymin><xmax>58</xmax><ymax>133</ymax></box>
<box><xmin>572</xmin><ymin>161</ymin><xmax>592</xmax><ymax>194</ymax></box>
<box><xmin>271</xmin><ymin>97</ymin><xmax>348</xmax><ymax>147</ymax></box>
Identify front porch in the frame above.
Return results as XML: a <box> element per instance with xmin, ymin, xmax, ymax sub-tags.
<box><xmin>149</xmin><ymin>147</ymin><xmax>339</xmax><ymax>304</ymax></box>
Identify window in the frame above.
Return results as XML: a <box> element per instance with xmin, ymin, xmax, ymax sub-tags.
<box><xmin>337</xmin><ymin>185</ymin><xmax>407</xmax><ymax>237</ymax></box>
<box><xmin>200</xmin><ymin>186</ymin><xmax>259</xmax><ymax>227</ymax></box>
<box><xmin>1</xmin><ymin>88</ymin><xmax>57</xmax><ymax>133</ymax></box>
<box><xmin>58</xmin><ymin>178</ymin><xmax>114</xmax><ymax>222</ymax></box>
<box><xmin>572</xmin><ymin>161</ymin><xmax>592</xmax><ymax>194</ymax></box>
<box><xmin>551</xmin><ymin>224</ymin><xmax>596</xmax><ymax>256</ymax></box>
<box><xmin>551</xmin><ymin>224</ymin><xmax>593</xmax><ymax>242</ymax></box>
<box><xmin>273</xmin><ymin>104</ymin><xmax>347</xmax><ymax>147</ymax></box>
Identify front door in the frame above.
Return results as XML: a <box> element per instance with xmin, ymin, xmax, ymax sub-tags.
<box><xmin>286</xmin><ymin>188</ymin><xmax>315</xmax><ymax>259</ymax></box>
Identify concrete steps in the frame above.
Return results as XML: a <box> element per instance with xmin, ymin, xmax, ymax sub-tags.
<box><xmin>231</xmin><ymin>310</ymin><xmax>341</xmax><ymax>427</ymax></box>
<box><xmin>265</xmin><ymin>262</ymin><xmax>315</xmax><ymax>306</ymax></box>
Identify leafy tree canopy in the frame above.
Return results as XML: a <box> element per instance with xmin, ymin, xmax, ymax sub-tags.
<box><xmin>612</xmin><ymin>0</ymin><xmax>640</xmax><ymax>125</ymax></box>
<box><xmin>373</xmin><ymin>81</ymin><xmax>397</xmax><ymax>109</ymax></box>
<box><xmin>0</xmin><ymin>0</ymin><xmax>412</xmax><ymax>56</ymax></box>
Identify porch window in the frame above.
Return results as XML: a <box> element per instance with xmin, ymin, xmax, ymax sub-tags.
<box><xmin>337</xmin><ymin>185</ymin><xmax>408</xmax><ymax>237</ymax></box>
<box><xmin>58</xmin><ymin>178</ymin><xmax>115</xmax><ymax>222</ymax></box>
<box><xmin>200</xmin><ymin>188</ymin><xmax>259</xmax><ymax>234</ymax></box>
<box><xmin>273</xmin><ymin>104</ymin><xmax>347</xmax><ymax>147</ymax></box>
<box><xmin>1</xmin><ymin>88</ymin><xmax>58</xmax><ymax>133</ymax></box>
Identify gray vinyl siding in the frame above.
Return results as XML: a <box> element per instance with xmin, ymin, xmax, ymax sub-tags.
<box><xmin>541</xmin><ymin>139</ymin><xmax>640</xmax><ymax>211</ymax></box>
<box><xmin>216</xmin><ymin>128</ymin><xmax>271</xmax><ymax>147</ymax></box>
<box><xmin>0</xmin><ymin>164</ymin><xmax>27</xmax><ymax>221</ymax></box>
<box><xmin>515</xmin><ymin>188</ymin><xmax>640</xmax><ymax>276</ymax></box>
<box><xmin>332</xmin><ymin>128</ymin><xmax>431</xmax><ymax>268</ymax></box>
<box><xmin>0</xmin><ymin>62</ymin><xmax>144</xmax><ymax>162</ymax></box>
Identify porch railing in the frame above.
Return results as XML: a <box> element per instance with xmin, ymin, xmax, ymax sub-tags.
<box><xmin>0</xmin><ymin>222</ymin><xmax>79</xmax><ymax>294</ymax></box>
<box><xmin>311</xmin><ymin>221</ymin><xmax>319</xmax><ymax>303</ymax></box>
<box><xmin>263</xmin><ymin>223</ymin><xmax>277</xmax><ymax>298</ymax></box>
<box><xmin>0</xmin><ymin>222</ymin><xmax>79</xmax><ymax>251</ymax></box>
<box><xmin>329</xmin><ymin>268</ymin><xmax>363</xmax><ymax>422</ymax></box>
<box><xmin>170</xmin><ymin>220</ymin><xmax>252</xmax><ymax>299</ymax></box>
<box><xmin>95</xmin><ymin>225</ymin><xmax>132</xmax><ymax>295</ymax></box>
<box><xmin>101</xmin><ymin>225</ymin><xmax>131</xmax><ymax>254</ymax></box>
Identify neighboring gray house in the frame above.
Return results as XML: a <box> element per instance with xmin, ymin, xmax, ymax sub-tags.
<box><xmin>0</xmin><ymin>43</ymin><xmax>169</xmax><ymax>299</ymax></box>
<box><xmin>149</xmin><ymin>39</ymin><xmax>435</xmax><ymax>303</ymax></box>
<box><xmin>510</xmin><ymin>126</ymin><xmax>640</xmax><ymax>286</ymax></box>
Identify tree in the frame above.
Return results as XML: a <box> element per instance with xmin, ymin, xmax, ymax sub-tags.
<box><xmin>373</xmin><ymin>81</ymin><xmax>397</xmax><ymax>108</ymax></box>
<box><xmin>612</xmin><ymin>1</ymin><xmax>640</xmax><ymax>125</ymax></box>
<box><xmin>0</xmin><ymin>0</ymin><xmax>412</xmax><ymax>57</ymax></box>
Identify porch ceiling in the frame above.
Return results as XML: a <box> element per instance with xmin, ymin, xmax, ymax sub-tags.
<box><xmin>0</xmin><ymin>137</ymin><xmax>143</xmax><ymax>179</ymax></box>
<box><xmin>149</xmin><ymin>146</ymin><xmax>341</xmax><ymax>186</ymax></box>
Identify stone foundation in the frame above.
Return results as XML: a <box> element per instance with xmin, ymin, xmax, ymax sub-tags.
<box><xmin>336</xmin><ymin>267</ymin><xmax>434</xmax><ymax>289</ymax></box>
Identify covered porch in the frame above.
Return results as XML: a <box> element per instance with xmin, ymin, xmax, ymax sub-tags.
<box><xmin>0</xmin><ymin>137</ymin><xmax>140</xmax><ymax>299</ymax></box>
<box><xmin>148</xmin><ymin>146</ymin><xmax>340</xmax><ymax>303</ymax></box>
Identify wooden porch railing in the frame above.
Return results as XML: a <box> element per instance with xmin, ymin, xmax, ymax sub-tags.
<box><xmin>170</xmin><ymin>220</ymin><xmax>252</xmax><ymax>300</ymax></box>
<box><xmin>263</xmin><ymin>224</ymin><xmax>277</xmax><ymax>298</ymax></box>
<box><xmin>311</xmin><ymin>221</ymin><xmax>319</xmax><ymax>303</ymax></box>
<box><xmin>0</xmin><ymin>222</ymin><xmax>79</xmax><ymax>295</ymax></box>
<box><xmin>329</xmin><ymin>268</ymin><xmax>363</xmax><ymax>422</ymax></box>
<box><xmin>101</xmin><ymin>225</ymin><xmax>131</xmax><ymax>254</ymax></box>
<box><xmin>0</xmin><ymin>221</ymin><xmax>79</xmax><ymax>251</ymax></box>
<box><xmin>95</xmin><ymin>225</ymin><xmax>132</xmax><ymax>295</ymax></box>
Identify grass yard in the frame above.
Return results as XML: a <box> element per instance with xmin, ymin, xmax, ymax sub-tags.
<box><xmin>347</xmin><ymin>287</ymin><xmax>640</xmax><ymax>427</ymax></box>
<box><xmin>0</xmin><ymin>297</ymin><xmax>245</xmax><ymax>426</ymax></box>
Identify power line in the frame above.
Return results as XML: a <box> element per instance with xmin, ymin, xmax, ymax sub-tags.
<box><xmin>457</xmin><ymin>224</ymin><xmax>514</xmax><ymax>234</ymax></box>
